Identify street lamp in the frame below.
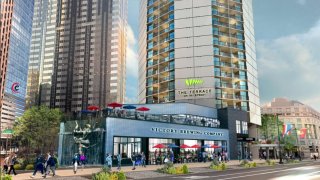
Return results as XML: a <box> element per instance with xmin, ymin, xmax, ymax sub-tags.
<box><xmin>275</xmin><ymin>114</ymin><xmax>283</xmax><ymax>164</ymax></box>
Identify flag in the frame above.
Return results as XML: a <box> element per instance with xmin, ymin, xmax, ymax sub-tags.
<box><xmin>282</xmin><ymin>124</ymin><xmax>292</xmax><ymax>136</ymax></box>
<box><xmin>299</xmin><ymin>128</ymin><xmax>307</xmax><ymax>139</ymax></box>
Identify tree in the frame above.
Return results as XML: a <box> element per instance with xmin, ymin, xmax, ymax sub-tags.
<box><xmin>14</xmin><ymin>106</ymin><xmax>63</xmax><ymax>154</ymax></box>
<box><xmin>259</xmin><ymin>114</ymin><xmax>283</xmax><ymax>143</ymax></box>
<box><xmin>281</xmin><ymin>135</ymin><xmax>297</xmax><ymax>152</ymax></box>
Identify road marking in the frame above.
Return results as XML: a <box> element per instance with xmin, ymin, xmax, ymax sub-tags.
<box><xmin>215</xmin><ymin>167</ymin><xmax>320</xmax><ymax>180</ymax></box>
<box><xmin>172</xmin><ymin>176</ymin><xmax>211</xmax><ymax>179</ymax></box>
<box><xmin>270</xmin><ymin>170</ymin><xmax>320</xmax><ymax>180</ymax></box>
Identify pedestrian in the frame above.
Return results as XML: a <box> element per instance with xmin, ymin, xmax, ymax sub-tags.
<box><xmin>249</xmin><ymin>152</ymin><xmax>253</xmax><ymax>161</ymax></box>
<box><xmin>44</xmin><ymin>152</ymin><xmax>51</xmax><ymax>174</ymax></box>
<box><xmin>238</xmin><ymin>151</ymin><xmax>241</xmax><ymax>162</ymax></box>
<box><xmin>263</xmin><ymin>151</ymin><xmax>267</xmax><ymax>160</ymax></box>
<box><xmin>141</xmin><ymin>152</ymin><xmax>146</xmax><ymax>167</ymax></box>
<box><xmin>131</xmin><ymin>152</ymin><xmax>136</xmax><ymax>170</ymax></box>
<box><xmin>225</xmin><ymin>151</ymin><xmax>229</xmax><ymax>162</ymax></box>
<box><xmin>106</xmin><ymin>153</ymin><xmax>112</xmax><ymax>169</ymax></box>
<box><xmin>72</xmin><ymin>153</ymin><xmax>80</xmax><ymax>174</ymax></box>
<box><xmin>117</xmin><ymin>153</ymin><xmax>122</xmax><ymax>170</ymax></box>
<box><xmin>8</xmin><ymin>153</ymin><xmax>17</xmax><ymax>176</ymax></box>
<box><xmin>43</xmin><ymin>153</ymin><xmax>56</xmax><ymax>178</ymax></box>
<box><xmin>314</xmin><ymin>154</ymin><xmax>317</xmax><ymax>161</ymax></box>
<box><xmin>31</xmin><ymin>154</ymin><xmax>45</xmax><ymax>178</ymax></box>
<box><xmin>80</xmin><ymin>153</ymin><xmax>86</xmax><ymax>169</ymax></box>
<box><xmin>3</xmin><ymin>155</ymin><xmax>9</xmax><ymax>174</ymax></box>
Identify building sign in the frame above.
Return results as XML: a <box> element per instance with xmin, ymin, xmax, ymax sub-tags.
<box><xmin>185</xmin><ymin>79</ymin><xmax>204</xmax><ymax>86</ymax></box>
<box><xmin>177</xmin><ymin>88</ymin><xmax>212</xmax><ymax>98</ymax></box>
<box><xmin>237</xmin><ymin>137</ymin><xmax>255</xmax><ymax>142</ymax></box>
<box><xmin>151</xmin><ymin>127</ymin><xmax>223</xmax><ymax>137</ymax></box>
<box><xmin>11</xmin><ymin>82</ymin><xmax>20</xmax><ymax>93</ymax></box>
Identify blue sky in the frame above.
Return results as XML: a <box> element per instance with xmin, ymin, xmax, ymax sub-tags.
<box><xmin>126</xmin><ymin>0</ymin><xmax>320</xmax><ymax>111</ymax></box>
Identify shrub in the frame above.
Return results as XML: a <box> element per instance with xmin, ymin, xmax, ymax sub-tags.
<box><xmin>211</xmin><ymin>163</ymin><xmax>227</xmax><ymax>171</ymax></box>
<box><xmin>266</xmin><ymin>159</ymin><xmax>271</xmax><ymax>165</ymax></box>
<box><xmin>168</xmin><ymin>167</ymin><xmax>177</xmax><ymax>174</ymax></box>
<box><xmin>221</xmin><ymin>163</ymin><xmax>226</xmax><ymax>170</ymax></box>
<box><xmin>14</xmin><ymin>164</ymin><xmax>22</xmax><ymax>170</ymax></box>
<box><xmin>211</xmin><ymin>159</ymin><xmax>219</xmax><ymax>166</ymax></box>
<box><xmin>240</xmin><ymin>159</ymin><xmax>249</xmax><ymax>166</ymax></box>
<box><xmin>92</xmin><ymin>172</ymin><xmax>110</xmax><ymax>180</ymax></box>
<box><xmin>1</xmin><ymin>174</ymin><xmax>12</xmax><ymax>180</ymax></box>
<box><xmin>25</xmin><ymin>164</ymin><xmax>34</xmax><ymax>170</ymax></box>
<box><xmin>117</xmin><ymin>171</ymin><xmax>126</xmax><ymax>180</ymax></box>
<box><xmin>182</xmin><ymin>164</ymin><xmax>189</xmax><ymax>174</ymax></box>
<box><xmin>252</xmin><ymin>162</ymin><xmax>257</xmax><ymax>167</ymax></box>
<box><xmin>244</xmin><ymin>163</ymin><xmax>251</xmax><ymax>168</ymax></box>
<box><xmin>156</xmin><ymin>162</ymin><xmax>174</xmax><ymax>174</ymax></box>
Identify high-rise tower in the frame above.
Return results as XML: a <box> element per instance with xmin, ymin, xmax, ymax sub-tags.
<box><xmin>29</xmin><ymin>0</ymin><xmax>127</xmax><ymax>113</ymax></box>
<box><xmin>0</xmin><ymin>0</ymin><xmax>34</xmax><ymax>130</ymax></box>
<box><xmin>139</xmin><ymin>0</ymin><xmax>261</xmax><ymax>125</ymax></box>
<box><xmin>26</xmin><ymin>0</ymin><xmax>58</xmax><ymax>108</ymax></box>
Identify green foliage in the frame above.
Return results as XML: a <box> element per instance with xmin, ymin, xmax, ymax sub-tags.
<box><xmin>259</xmin><ymin>114</ymin><xmax>283</xmax><ymax>142</ymax></box>
<box><xmin>25</xmin><ymin>164</ymin><xmax>34</xmax><ymax>170</ymax></box>
<box><xmin>211</xmin><ymin>158</ymin><xmax>219</xmax><ymax>166</ymax></box>
<box><xmin>240</xmin><ymin>159</ymin><xmax>249</xmax><ymax>166</ymax></box>
<box><xmin>92</xmin><ymin>169</ymin><xmax>126</xmax><ymax>180</ymax></box>
<box><xmin>13</xmin><ymin>106</ymin><xmax>63</xmax><ymax>154</ymax></box>
<box><xmin>252</xmin><ymin>162</ymin><xmax>257</xmax><ymax>167</ymax></box>
<box><xmin>156</xmin><ymin>163</ymin><xmax>189</xmax><ymax>175</ymax></box>
<box><xmin>0</xmin><ymin>174</ymin><xmax>12</xmax><ymax>180</ymax></box>
<box><xmin>210</xmin><ymin>163</ymin><xmax>227</xmax><ymax>171</ymax></box>
<box><xmin>13</xmin><ymin>164</ymin><xmax>22</xmax><ymax>170</ymax></box>
<box><xmin>266</xmin><ymin>160</ymin><xmax>276</xmax><ymax>166</ymax></box>
<box><xmin>182</xmin><ymin>164</ymin><xmax>189</xmax><ymax>174</ymax></box>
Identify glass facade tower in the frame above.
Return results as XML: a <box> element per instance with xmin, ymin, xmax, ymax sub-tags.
<box><xmin>139</xmin><ymin>0</ymin><xmax>261</xmax><ymax>125</ymax></box>
<box><xmin>0</xmin><ymin>0</ymin><xmax>34</xmax><ymax>129</ymax></box>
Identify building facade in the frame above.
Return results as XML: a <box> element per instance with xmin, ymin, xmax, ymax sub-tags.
<box><xmin>26</xmin><ymin>0</ymin><xmax>58</xmax><ymax>108</ymax></box>
<box><xmin>138</xmin><ymin>0</ymin><xmax>261</xmax><ymax>125</ymax></box>
<box><xmin>262</xmin><ymin>98</ymin><xmax>320</xmax><ymax>155</ymax></box>
<box><xmin>0</xmin><ymin>0</ymin><xmax>34</xmax><ymax>131</ymax></box>
<box><xmin>48</xmin><ymin>0</ymin><xmax>127</xmax><ymax>113</ymax></box>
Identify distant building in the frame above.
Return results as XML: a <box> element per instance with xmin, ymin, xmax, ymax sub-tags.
<box><xmin>262</xmin><ymin>98</ymin><xmax>320</xmax><ymax>157</ymax></box>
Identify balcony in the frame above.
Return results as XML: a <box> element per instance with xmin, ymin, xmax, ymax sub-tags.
<box><xmin>213</xmin><ymin>40</ymin><xmax>244</xmax><ymax>50</ymax></box>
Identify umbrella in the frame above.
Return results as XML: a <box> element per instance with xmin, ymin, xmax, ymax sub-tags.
<box><xmin>167</xmin><ymin>144</ymin><xmax>179</xmax><ymax>148</ymax></box>
<box><xmin>211</xmin><ymin>145</ymin><xmax>221</xmax><ymax>148</ymax></box>
<box><xmin>123</xmin><ymin>105</ymin><xmax>136</xmax><ymax>109</ymax></box>
<box><xmin>136</xmin><ymin>107</ymin><xmax>150</xmax><ymax>111</ymax></box>
<box><xmin>87</xmin><ymin>105</ymin><xmax>100</xmax><ymax>111</ymax></box>
<box><xmin>191</xmin><ymin>144</ymin><xmax>201</xmax><ymax>149</ymax></box>
<box><xmin>153</xmin><ymin>144</ymin><xmax>166</xmax><ymax>148</ymax></box>
<box><xmin>81</xmin><ymin>110</ymin><xmax>93</xmax><ymax>114</ymax></box>
<box><xmin>107</xmin><ymin>102</ymin><xmax>123</xmax><ymax>108</ymax></box>
<box><xmin>202</xmin><ymin>144</ymin><xmax>211</xmax><ymax>148</ymax></box>
<box><xmin>180</xmin><ymin>144</ymin><xmax>191</xmax><ymax>149</ymax></box>
<box><xmin>2</xmin><ymin>129</ymin><xmax>13</xmax><ymax>135</ymax></box>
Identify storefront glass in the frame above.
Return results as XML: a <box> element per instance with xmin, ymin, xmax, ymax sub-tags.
<box><xmin>113</xmin><ymin>137</ymin><xmax>141</xmax><ymax>159</ymax></box>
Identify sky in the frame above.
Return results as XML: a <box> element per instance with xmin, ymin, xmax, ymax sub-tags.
<box><xmin>125</xmin><ymin>0</ymin><xmax>320</xmax><ymax>111</ymax></box>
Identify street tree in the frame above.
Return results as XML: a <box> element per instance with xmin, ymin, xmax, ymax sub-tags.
<box><xmin>13</xmin><ymin>106</ymin><xmax>63</xmax><ymax>155</ymax></box>
<box><xmin>259</xmin><ymin>114</ymin><xmax>283</xmax><ymax>143</ymax></box>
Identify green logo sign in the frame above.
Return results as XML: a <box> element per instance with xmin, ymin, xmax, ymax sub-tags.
<box><xmin>185</xmin><ymin>79</ymin><xmax>204</xmax><ymax>86</ymax></box>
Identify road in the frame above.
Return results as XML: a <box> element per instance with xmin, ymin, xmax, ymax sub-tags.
<box><xmin>149</xmin><ymin>162</ymin><xmax>320</xmax><ymax>180</ymax></box>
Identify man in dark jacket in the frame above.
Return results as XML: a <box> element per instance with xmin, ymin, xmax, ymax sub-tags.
<box><xmin>43</xmin><ymin>153</ymin><xmax>56</xmax><ymax>178</ymax></box>
<box><xmin>31</xmin><ymin>154</ymin><xmax>45</xmax><ymax>178</ymax></box>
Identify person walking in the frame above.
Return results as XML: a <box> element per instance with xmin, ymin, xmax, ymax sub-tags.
<box><xmin>7</xmin><ymin>153</ymin><xmax>17</xmax><ymax>175</ymax></box>
<box><xmin>106</xmin><ymin>153</ymin><xmax>112</xmax><ymax>169</ymax></box>
<box><xmin>131</xmin><ymin>153</ymin><xmax>136</xmax><ymax>170</ymax></box>
<box><xmin>3</xmin><ymin>155</ymin><xmax>9</xmax><ymax>174</ymax></box>
<box><xmin>141</xmin><ymin>152</ymin><xmax>146</xmax><ymax>167</ymax></box>
<box><xmin>80</xmin><ymin>153</ymin><xmax>86</xmax><ymax>169</ymax></box>
<box><xmin>43</xmin><ymin>153</ymin><xmax>56</xmax><ymax>178</ymax></box>
<box><xmin>72</xmin><ymin>153</ymin><xmax>80</xmax><ymax>174</ymax></box>
<box><xmin>117</xmin><ymin>153</ymin><xmax>122</xmax><ymax>170</ymax></box>
<box><xmin>31</xmin><ymin>154</ymin><xmax>45</xmax><ymax>178</ymax></box>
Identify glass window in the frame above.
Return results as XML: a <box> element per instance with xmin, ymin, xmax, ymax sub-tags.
<box><xmin>242</xmin><ymin>121</ymin><xmax>248</xmax><ymax>134</ymax></box>
<box><xmin>236</xmin><ymin>120</ymin><xmax>241</xmax><ymax>134</ymax></box>
<box><xmin>147</xmin><ymin>33</ymin><xmax>153</xmax><ymax>40</ymax></box>
<box><xmin>147</xmin><ymin>50</ymin><xmax>153</xmax><ymax>58</ymax></box>
<box><xmin>148</xmin><ymin>42</ymin><xmax>153</xmax><ymax>49</ymax></box>
<box><xmin>169</xmin><ymin>51</ymin><xmax>174</xmax><ymax>59</ymax></box>
<box><xmin>169</xmin><ymin>32</ymin><xmax>174</xmax><ymax>39</ymax></box>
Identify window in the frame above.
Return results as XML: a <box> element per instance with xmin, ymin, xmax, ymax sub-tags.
<box><xmin>236</xmin><ymin>120</ymin><xmax>241</xmax><ymax>134</ymax></box>
<box><xmin>242</xmin><ymin>121</ymin><xmax>248</xmax><ymax>134</ymax></box>
<box><xmin>147</xmin><ymin>33</ymin><xmax>153</xmax><ymax>40</ymax></box>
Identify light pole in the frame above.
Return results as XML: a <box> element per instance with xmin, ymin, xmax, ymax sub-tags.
<box><xmin>276</xmin><ymin>114</ymin><xmax>283</xmax><ymax>164</ymax></box>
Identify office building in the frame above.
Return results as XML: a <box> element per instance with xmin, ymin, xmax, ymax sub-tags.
<box><xmin>0</xmin><ymin>0</ymin><xmax>34</xmax><ymax>131</ymax></box>
<box><xmin>262</xmin><ymin>98</ymin><xmax>320</xmax><ymax>157</ymax></box>
<box><xmin>26</xmin><ymin>0</ymin><xmax>58</xmax><ymax>108</ymax></box>
<box><xmin>138</xmin><ymin>0</ymin><xmax>261</xmax><ymax>125</ymax></box>
<box><xmin>50</xmin><ymin>0</ymin><xmax>127</xmax><ymax>113</ymax></box>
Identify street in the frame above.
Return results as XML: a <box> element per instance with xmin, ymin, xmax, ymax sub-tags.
<box><xmin>149</xmin><ymin>162</ymin><xmax>320</xmax><ymax>180</ymax></box>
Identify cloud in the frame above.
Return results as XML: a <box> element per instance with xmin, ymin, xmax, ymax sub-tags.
<box><xmin>125</xmin><ymin>25</ymin><xmax>139</xmax><ymax>103</ymax></box>
<box><xmin>297</xmin><ymin>0</ymin><xmax>306</xmax><ymax>5</ymax></box>
<box><xmin>257</xmin><ymin>20</ymin><xmax>320</xmax><ymax>111</ymax></box>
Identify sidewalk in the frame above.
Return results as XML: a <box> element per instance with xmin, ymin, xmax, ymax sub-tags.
<box><xmin>10</xmin><ymin>159</ymin><xmax>271</xmax><ymax>180</ymax></box>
